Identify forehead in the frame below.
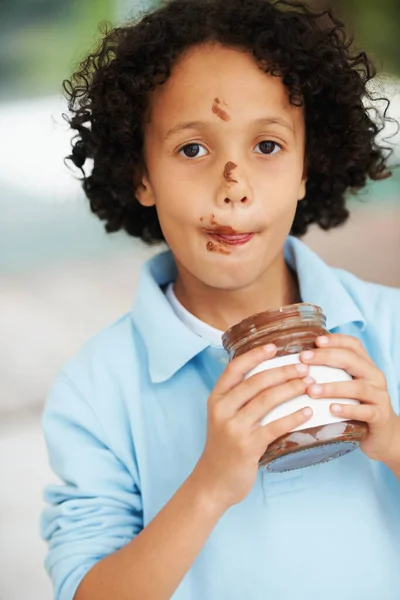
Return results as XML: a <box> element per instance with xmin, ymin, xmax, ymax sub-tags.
<box><xmin>146</xmin><ymin>43</ymin><xmax>304</xmax><ymax>132</ymax></box>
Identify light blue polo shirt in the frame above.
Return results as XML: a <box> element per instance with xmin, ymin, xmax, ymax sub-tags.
<box><xmin>41</xmin><ymin>236</ymin><xmax>400</xmax><ymax>600</ymax></box>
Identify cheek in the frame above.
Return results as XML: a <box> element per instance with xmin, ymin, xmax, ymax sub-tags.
<box><xmin>155</xmin><ymin>192</ymin><xmax>196</xmax><ymax>231</ymax></box>
<box><xmin>265</xmin><ymin>203</ymin><xmax>298</xmax><ymax>231</ymax></box>
<box><xmin>256</xmin><ymin>165</ymin><xmax>302</xmax><ymax>205</ymax></box>
<box><xmin>275</xmin><ymin>154</ymin><xmax>304</xmax><ymax>179</ymax></box>
<box><xmin>256</xmin><ymin>153</ymin><xmax>303</xmax><ymax>184</ymax></box>
<box><xmin>259</xmin><ymin>180</ymin><xmax>300</xmax><ymax>228</ymax></box>
<box><xmin>156</xmin><ymin>175</ymin><xmax>205</xmax><ymax>221</ymax></box>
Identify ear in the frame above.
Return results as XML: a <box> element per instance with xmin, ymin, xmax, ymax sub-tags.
<box><xmin>135</xmin><ymin>170</ymin><xmax>156</xmax><ymax>207</ymax></box>
<box><xmin>297</xmin><ymin>163</ymin><xmax>308</xmax><ymax>201</ymax></box>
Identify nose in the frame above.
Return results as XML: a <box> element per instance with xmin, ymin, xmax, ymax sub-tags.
<box><xmin>215</xmin><ymin>160</ymin><xmax>253</xmax><ymax>208</ymax></box>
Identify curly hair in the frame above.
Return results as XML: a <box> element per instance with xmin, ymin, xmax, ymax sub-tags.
<box><xmin>63</xmin><ymin>0</ymin><xmax>394</xmax><ymax>244</ymax></box>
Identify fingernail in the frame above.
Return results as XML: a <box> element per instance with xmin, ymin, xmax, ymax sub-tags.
<box><xmin>296</xmin><ymin>363</ymin><xmax>308</xmax><ymax>374</ymax></box>
<box><xmin>309</xmin><ymin>384</ymin><xmax>322</xmax><ymax>395</ymax></box>
<box><xmin>264</xmin><ymin>344</ymin><xmax>276</xmax><ymax>354</ymax></box>
<box><xmin>304</xmin><ymin>376</ymin><xmax>315</xmax><ymax>385</ymax></box>
<box><xmin>317</xmin><ymin>336</ymin><xmax>329</xmax><ymax>345</ymax></box>
<box><xmin>331</xmin><ymin>403</ymin><xmax>342</xmax><ymax>413</ymax></box>
<box><xmin>303</xmin><ymin>407</ymin><xmax>313</xmax><ymax>417</ymax></box>
<box><xmin>301</xmin><ymin>351</ymin><xmax>314</xmax><ymax>360</ymax></box>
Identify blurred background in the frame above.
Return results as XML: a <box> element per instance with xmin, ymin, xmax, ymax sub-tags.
<box><xmin>0</xmin><ymin>1</ymin><xmax>399</xmax><ymax>598</ymax></box>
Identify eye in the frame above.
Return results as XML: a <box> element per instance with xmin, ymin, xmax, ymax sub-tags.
<box><xmin>254</xmin><ymin>141</ymin><xmax>282</xmax><ymax>155</ymax></box>
<box><xmin>179</xmin><ymin>143</ymin><xmax>208</xmax><ymax>158</ymax></box>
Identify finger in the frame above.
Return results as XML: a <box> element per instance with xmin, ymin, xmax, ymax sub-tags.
<box><xmin>329</xmin><ymin>402</ymin><xmax>381</xmax><ymax>425</ymax></box>
<box><xmin>315</xmin><ymin>334</ymin><xmax>372</xmax><ymax>361</ymax></box>
<box><xmin>213</xmin><ymin>344</ymin><xmax>278</xmax><ymax>397</ymax></box>
<box><xmin>253</xmin><ymin>406</ymin><xmax>313</xmax><ymax>450</ymax></box>
<box><xmin>219</xmin><ymin>362</ymin><xmax>311</xmax><ymax>416</ymax></box>
<box><xmin>238</xmin><ymin>377</ymin><xmax>313</xmax><ymax>427</ymax></box>
<box><xmin>300</xmin><ymin>347</ymin><xmax>384</xmax><ymax>384</ymax></box>
<box><xmin>306</xmin><ymin>379</ymin><xmax>389</xmax><ymax>406</ymax></box>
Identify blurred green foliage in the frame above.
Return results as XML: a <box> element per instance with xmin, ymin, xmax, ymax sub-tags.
<box><xmin>1</xmin><ymin>0</ymin><xmax>399</xmax><ymax>101</ymax></box>
<box><xmin>0</xmin><ymin>0</ymin><xmax>115</xmax><ymax>100</ymax></box>
<box><xmin>308</xmin><ymin>0</ymin><xmax>400</xmax><ymax>75</ymax></box>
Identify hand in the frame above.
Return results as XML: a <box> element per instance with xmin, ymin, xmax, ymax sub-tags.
<box><xmin>300</xmin><ymin>333</ymin><xmax>400</xmax><ymax>465</ymax></box>
<box><xmin>194</xmin><ymin>344</ymin><xmax>314</xmax><ymax>511</ymax></box>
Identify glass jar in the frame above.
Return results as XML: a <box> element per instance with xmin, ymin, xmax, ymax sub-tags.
<box><xmin>222</xmin><ymin>303</ymin><xmax>368</xmax><ymax>473</ymax></box>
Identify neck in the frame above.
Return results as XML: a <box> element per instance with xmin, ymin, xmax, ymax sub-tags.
<box><xmin>173</xmin><ymin>252</ymin><xmax>300</xmax><ymax>332</ymax></box>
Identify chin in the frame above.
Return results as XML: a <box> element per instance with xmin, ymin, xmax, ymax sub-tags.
<box><xmin>199</xmin><ymin>266</ymin><xmax>260</xmax><ymax>291</ymax></box>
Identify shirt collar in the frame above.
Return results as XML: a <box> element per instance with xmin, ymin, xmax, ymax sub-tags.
<box><xmin>131</xmin><ymin>250</ymin><xmax>209</xmax><ymax>383</ymax></box>
<box><xmin>284</xmin><ymin>236</ymin><xmax>366</xmax><ymax>331</ymax></box>
<box><xmin>165</xmin><ymin>282</ymin><xmax>224</xmax><ymax>347</ymax></box>
<box><xmin>131</xmin><ymin>236</ymin><xmax>366</xmax><ymax>383</ymax></box>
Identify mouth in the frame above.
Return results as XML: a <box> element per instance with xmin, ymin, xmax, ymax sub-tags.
<box><xmin>205</xmin><ymin>231</ymin><xmax>254</xmax><ymax>246</ymax></box>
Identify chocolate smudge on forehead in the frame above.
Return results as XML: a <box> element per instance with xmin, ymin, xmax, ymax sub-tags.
<box><xmin>223</xmin><ymin>161</ymin><xmax>238</xmax><ymax>183</ymax></box>
<box><xmin>212</xmin><ymin>98</ymin><xmax>231</xmax><ymax>122</ymax></box>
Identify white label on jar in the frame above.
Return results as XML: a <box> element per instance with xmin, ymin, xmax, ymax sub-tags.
<box><xmin>245</xmin><ymin>353</ymin><xmax>359</xmax><ymax>432</ymax></box>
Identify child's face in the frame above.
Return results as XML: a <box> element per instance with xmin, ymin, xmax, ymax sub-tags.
<box><xmin>137</xmin><ymin>43</ymin><xmax>306</xmax><ymax>291</ymax></box>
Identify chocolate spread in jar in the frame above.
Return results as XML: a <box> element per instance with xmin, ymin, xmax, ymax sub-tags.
<box><xmin>222</xmin><ymin>303</ymin><xmax>368</xmax><ymax>472</ymax></box>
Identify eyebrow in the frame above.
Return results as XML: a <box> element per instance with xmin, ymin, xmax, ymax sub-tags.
<box><xmin>253</xmin><ymin>117</ymin><xmax>295</xmax><ymax>134</ymax></box>
<box><xmin>164</xmin><ymin>116</ymin><xmax>294</xmax><ymax>140</ymax></box>
<box><xmin>164</xmin><ymin>121</ymin><xmax>208</xmax><ymax>140</ymax></box>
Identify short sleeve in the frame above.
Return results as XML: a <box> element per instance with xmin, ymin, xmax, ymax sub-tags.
<box><xmin>41</xmin><ymin>371</ymin><xmax>143</xmax><ymax>600</ymax></box>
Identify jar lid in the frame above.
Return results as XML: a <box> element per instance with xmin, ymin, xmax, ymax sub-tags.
<box><xmin>222</xmin><ymin>302</ymin><xmax>325</xmax><ymax>354</ymax></box>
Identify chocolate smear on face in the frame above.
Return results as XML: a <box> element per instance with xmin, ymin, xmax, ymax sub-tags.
<box><xmin>205</xmin><ymin>216</ymin><xmax>233</xmax><ymax>255</ymax></box>
<box><xmin>223</xmin><ymin>161</ymin><xmax>238</xmax><ymax>183</ymax></box>
<box><xmin>206</xmin><ymin>241</ymin><xmax>214</xmax><ymax>251</ymax></box>
<box><xmin>208</xmin><ymin>214</ymin><xmax>237</xmax><ymax>235</ymax></box>
<box><xmin>206</xmin><ymin>240</ymin><xmax>230</xmax><ymax>255</ymax></box>
<box><xmin>216</xmin><ymin>245</ymin><xmax>231</xmax><ymax>254</ymax></box>
<box><xmin>212</xmin><ymin>98</ymin><xmax>230</xmax><ymax>122</ymax></box>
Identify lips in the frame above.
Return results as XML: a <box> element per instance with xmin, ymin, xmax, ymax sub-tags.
<box><xmin>206</xmin><ymin>232</ymin><xmax>254</xmax><ymax>246</ymax></box>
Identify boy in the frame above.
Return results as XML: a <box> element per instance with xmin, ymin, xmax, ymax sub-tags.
<box><xmin>41</xmin><ymin>1</ymin><xmax>400</xmax><ymax>599</ymax></box>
